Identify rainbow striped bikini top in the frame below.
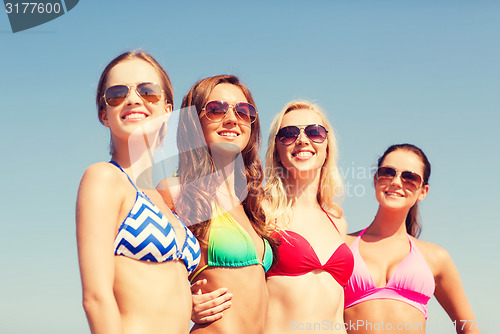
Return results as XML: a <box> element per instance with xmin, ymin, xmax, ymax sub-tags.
<box><xmin>110</xmin><ymin>161</ymin><xmax>200</xmax><ymax>274</ymax></box>
<box><xmin>189</xmin><ymin>203</ymin><xmax>273</xmax><ymax>282</ymax></box>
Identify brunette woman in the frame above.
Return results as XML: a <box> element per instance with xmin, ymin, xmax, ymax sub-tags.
<box><xmin>344</xmin><ymin>144</ymin><xmax>479</xmax><ymax>334</ymax></box>
<box><xmin>76</xmin><ymin>51</ymin><xmax>200</xmax><ymax>334</ymax></box>
<box><xmin>172</xmin><ymin>75</ymin><xmax>275</xmax><ymax>334</ymax></box>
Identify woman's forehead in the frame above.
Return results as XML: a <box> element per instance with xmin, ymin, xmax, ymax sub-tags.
<box><xmin>281</xmin><ymin>109</ymin><xmax>323</xmax><ymax>127</ymax></box>
<box><xmin>381</xmin><ymin>150</ymin><xmax>425</xmax><ymax>173</ymax></box>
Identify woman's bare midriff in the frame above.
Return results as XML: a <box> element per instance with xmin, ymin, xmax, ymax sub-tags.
<box><xmin>266</xmin><ymin>271</ymin><xmax>346</xmax><ymax>334</ymax></box>
<box><xmin>344</xmin><ymin>300</ymin><xmax>426</xmax><ymax>334</ymax></box>
<box><xmin>191</xmin><ymin>265</ymin><xmax>268</xmax><ymax>334</ymax></box>
<box><xmin>114</xmin><ymin>257</ymin><xmax>192</xmax><ymax>334</ymax></box>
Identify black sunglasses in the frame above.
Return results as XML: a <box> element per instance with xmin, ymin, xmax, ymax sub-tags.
<box><xmin>276</xmin><ymin>124</ymin><xmax>328</xmax><ymax>146</ymax></box>
<box><xmin>376</xmin><ymin>166</ymin><xmax>423</xmax><ymax>188</ymax></box>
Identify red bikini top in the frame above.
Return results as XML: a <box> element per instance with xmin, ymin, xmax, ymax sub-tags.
<box><xmin>266</xmin><ymin>212</ymin><xmax>354</xmax><ymax>286</ymax></box>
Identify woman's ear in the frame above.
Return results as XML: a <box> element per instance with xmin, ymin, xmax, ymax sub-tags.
<box><xmin>417</xmin><ymin>184</ymin><xmax>429</xmax><ymax>201</ymax></box>
<box><xmin>165</xmin><ymin>102</ymin><xmax>173</xmax><ymax>113</ymax></box>
<box><xmin>99</xmin><ymin>109</ymin><xmax>109</xmax><ymax>127</ymax></box>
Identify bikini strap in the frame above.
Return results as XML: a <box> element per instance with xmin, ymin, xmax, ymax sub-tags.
<box><xmin>349</xmin><ymin>226</ymin><xmax>370</xmax><ymax>251</ymax></box>
<box><xmin>109</xmin><ymin>161</ymin><xmax>139</xmax><ymax>191</ymax></box>
<box><xmin>189</xmin><ymin>264</ymin><xmax>209</xmax><ymax>284</ymax></box>
<box><xmin>358</xmin><ymin>226</ymin><xmax>370</xmax><ymax>238</ymax></box>
<box><xmin>321</xmin><ymin>207</ymin><xmax>340</xmax><ymax>234</ymax></box>
<box><xmin>407</xmin><ymin>233</ymin><xmax>415</xmax><ymax>251</ymax></box>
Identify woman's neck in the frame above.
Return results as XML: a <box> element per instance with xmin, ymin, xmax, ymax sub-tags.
<box><xmin>215</xmin><ymin>163</ymin><xmax>241</xmax><ymax>210</ymax></box>
<box><xmin>111</xmin><ymin>141</ymin><xmax>155</xmax><ymax>189</ymax></box>
<box><xmin>368</xmin><ymin>206</ymin><xmax>409</xmax><ymax>237</ymax></box>
<box><xmin>286</xmin><ymin>170</ymin><xmax>321</xmax><ymax>209</ymax></box>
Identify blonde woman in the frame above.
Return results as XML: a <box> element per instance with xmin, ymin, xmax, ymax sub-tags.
<box><xmin>263</xmin><ymin>101</ymin><xmax>352</xmax><ymax>333</ymax></box>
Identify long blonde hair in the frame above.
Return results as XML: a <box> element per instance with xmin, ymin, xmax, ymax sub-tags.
<box><xmin>264</xmin><ymin>101</ymin><xmax>344</xmax><ymax>224</ymax></box>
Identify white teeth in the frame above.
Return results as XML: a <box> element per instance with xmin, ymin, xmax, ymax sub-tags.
<box><xmin>219</xmin><ymin>132</ymin><xmax>238</xmax><ymax>137</ymax></box>
<box><xmin>386</xmin><ymin>191</ymin><xmax>403</xmax><ymax>197</ymax></box>
<box><xmin>124</xmin><ymin>113</ymin><xmax>146</xmax><ymax>120</ymax></box>
<box><xmin>294</xmin><ymin>151</ymin><xmax>313</xmax><ymax>157</ymax></box>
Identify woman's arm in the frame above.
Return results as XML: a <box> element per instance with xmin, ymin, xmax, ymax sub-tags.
<box><xmin>432</xmin><ymin>245</ymin><xmax>480</xmax><ymax>334</ymax></box>
<box><xmin>76</xmin><ymin>163</ymin><xmax>124</xmax><ymax>334</ymax></box>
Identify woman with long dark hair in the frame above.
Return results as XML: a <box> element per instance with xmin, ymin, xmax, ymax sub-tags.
<box><xmin>344</xmin><ymin>144</ymin><xmax>479</xmax><ymax>334</ymax></box>
<box><xmin>172</xmin><ymin>75</ymin><xmax>276</xmax><ymax>334</ymax></box>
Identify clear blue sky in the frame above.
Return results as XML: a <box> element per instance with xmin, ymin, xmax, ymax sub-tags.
<box><xmin>1</xmin><ymin>1</ymin><xmax>498</xmax><ymax>333</ymax></box>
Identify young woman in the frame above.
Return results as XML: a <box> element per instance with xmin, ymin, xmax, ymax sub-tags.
<box><xmin>344</xmin><ymin>144</ymin><xmax>479</xmax><ymax>334</ymax></box>
<box><xmin>191</xmin><ymin>101</ymin><xmax>354</xmax><ymax>334</ymax></box>
<box><xmin>172</xmin><ymin>75</ymin><xmax>276</xmax><ymax>334</ymax></box>
<box><xmin>76</xmin><ymin>51</ymin><xmax>200</xmax><ymax>334</ymax></box>
<box><xmin>263</xmin><ymin>101</ymin><xmax>353</xmax><ymax>333</ymax></box>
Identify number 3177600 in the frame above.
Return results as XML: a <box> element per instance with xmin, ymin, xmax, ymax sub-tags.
<box><xmin>5</xmin><ymin>2</ymin><xmax>62</xmax><ymax>14</ymax></box>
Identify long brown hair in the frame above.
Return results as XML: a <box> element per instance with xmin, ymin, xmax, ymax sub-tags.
<box><xmin>175</xmin><ymin>75</ymin><xmax>274</xmax><ymax>247</ymax></box>
<box><xmin>378</xmin><ymin>143</ymin><xmax>431</xmax><ymax>238</ymax></box>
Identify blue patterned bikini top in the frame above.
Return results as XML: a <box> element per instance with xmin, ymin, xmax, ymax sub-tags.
<box><xmin>110</xmin><ymin>161</ymin><xmax>201</xmax><ymax>274</ymax></box>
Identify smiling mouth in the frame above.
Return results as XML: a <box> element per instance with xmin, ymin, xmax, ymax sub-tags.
<box><xmin>122</xmin><ymin>112</ymin><xmax>147</xmax><ymax>120</ymax></box>
<box><xmin>292</xmin><ymin>151</ymin><xmax>314</xmax><ymax>158</ymax></box>
<box><xmin>385</xmin><ymin>191</ymin><xmax>404</xmax><ymax>197</ymax></box>
<box><xmin>218</xmin><ymin>131</ymin><xmax>239</xmax><ymax>138</ymax></box>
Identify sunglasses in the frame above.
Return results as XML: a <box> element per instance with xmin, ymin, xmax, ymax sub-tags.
<box><xmin>375</xmin><ymin>166</ymin><xmax>423</xmax><ymax>188</ymax></box>
<box><xmin>104</xmin><ymin>82</ymin><xmax>163</xmax><ymax>107</ymax></box>
<box><xmin>201</xmin><ymin>100</ymin><xmax>257</xmax><ymax>124</ymax></box>
<box><xmin>276</xmin><ymin>124</ymin><xmax>328</xmax><ymax>146</ymax></box>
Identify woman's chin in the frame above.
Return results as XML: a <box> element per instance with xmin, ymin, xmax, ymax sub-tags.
<box><xmin>209</xmin><ymin>142</ymin><xmax>242</xmax><ymax>156</ymax></box>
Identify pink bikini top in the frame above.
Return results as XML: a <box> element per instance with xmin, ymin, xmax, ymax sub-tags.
<box><xmin>344</xmin><ymin>227</ymin><xmax>435</xmax><ymax>318</ymax></box>
<box><xmin>266</xmin><ymin>212</ymin><xmax>354</xmax><ymax>287</ymax></box>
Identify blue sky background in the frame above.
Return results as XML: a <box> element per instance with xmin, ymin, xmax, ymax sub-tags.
<box><xmin>1</xmin><ymin>1</ymin><xmax>498</xmax><ymax>333</ymax></box>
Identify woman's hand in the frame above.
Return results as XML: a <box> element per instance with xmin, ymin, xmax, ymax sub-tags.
<box><xmin>191</xmin><ymin>279</ymin><xmax>233</xmax><ymax>324</ymax></box>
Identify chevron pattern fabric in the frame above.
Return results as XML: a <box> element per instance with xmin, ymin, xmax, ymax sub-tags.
<box><xmin>109</xmin><ymin>160</ymin><xmax>200</xmax><ymax>274</ymax></box>
<box><xmin>114</xmin><ymin>191</ymin><xmax>201</xmax><ymax>274</ymax></box>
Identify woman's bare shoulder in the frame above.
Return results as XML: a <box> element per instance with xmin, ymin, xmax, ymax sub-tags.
<box><xmin>329</xmin><ymin>214</ymin><xmax>348</xmax><ymax>236</ymax></box>
<box><xmin>81</xmin><ymin>162</ymin><xmax>122</xmax><ymax>186</ymax></box>
<box><xmin>78</xmin><ymin>162</ymin><xmax>128</xmax><ymax>206</ymax></box>
<box><xmin>412</xmin><ymin>237</ymin><xmax>447</xmax><ymax>255</ymax></box>
<box><xmin>345</xmin><ymin>228</ymin><xmax>365</xmax><ymax>246</ymax></box>
<box><xmin>412</xmin><ymin>237</ymin><xmax>452</xmax><ymax>270</ymax></box>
